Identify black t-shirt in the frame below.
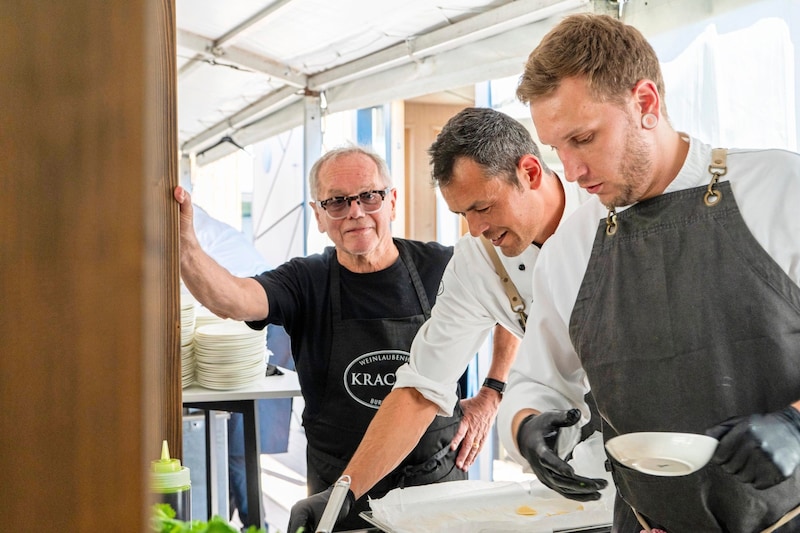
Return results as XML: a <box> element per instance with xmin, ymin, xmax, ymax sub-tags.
<box><xmin>247</xmin><ymin>238</ymin><xmax>453</xmax><ymax>417</ymax></box>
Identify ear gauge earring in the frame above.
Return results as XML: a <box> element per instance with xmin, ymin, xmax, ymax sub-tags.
<box><xmin>642</xmin><ymin>113</ymin><xmax>658</xmax><ymax>130</ymax></box>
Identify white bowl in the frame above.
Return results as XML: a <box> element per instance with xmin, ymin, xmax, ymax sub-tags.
<box><xmin>605</xmin><ymin>432</ymin><xmax>718</xmax><ymax>477</ymax></box>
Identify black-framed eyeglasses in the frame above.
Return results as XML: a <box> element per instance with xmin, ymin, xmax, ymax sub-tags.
<box><xmin>317</xmin><ymin>188</ymin><xmax>390</xmax><ymax>220</ymax></box>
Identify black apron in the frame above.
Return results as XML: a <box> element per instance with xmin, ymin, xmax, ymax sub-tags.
<box><xmin>569</xmin><ymin>160</ymin><xmax>800</xmax><ymax>532</ymax></box>
<box><xmin>305</xmin><ymin>240</ymin><xmax>465</xmax><ymax>531</ymax></box>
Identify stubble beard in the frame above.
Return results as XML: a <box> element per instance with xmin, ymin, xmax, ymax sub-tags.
<box><xmin>604</xmin><ymin>124</ymin><xmax>652</xmax><ymax>209</ymax></box>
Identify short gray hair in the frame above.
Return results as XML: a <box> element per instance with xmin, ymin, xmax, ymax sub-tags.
<box><xmin>308</xmin><ymin>145</ymin><xmax>393</xmax><ymax>200</ymax></box>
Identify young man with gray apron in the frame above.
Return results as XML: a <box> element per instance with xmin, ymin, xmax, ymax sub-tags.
<box><xmin>301</xmin><ymin>239</ymin><xmax>465</xmax><ymax>531</ymax></box>
<box><xmin>569</xmin><ymin>148</ymin><xmax>800</xmax><ymax>531</ymax></box>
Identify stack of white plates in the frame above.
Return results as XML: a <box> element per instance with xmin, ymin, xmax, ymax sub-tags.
<box><xmin>180</xmin><ymin>295</ymin><xmax>196</xmax><ymax>388</ymax></box>
<box><xmin>194</xmin><ymin>305</ymin><xmax>232</xmax><ymax>330</ymax></box>
<box><xmin>181</xmin><ymin>344</ymin><xmax>195</xmax><ymax>388</ymax></box>
<box><xmin>194</xmin><ymin>322</ymin><xmax>267</xmax><ymax>390</ymax></box>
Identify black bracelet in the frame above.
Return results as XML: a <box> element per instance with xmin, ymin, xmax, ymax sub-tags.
<box><xmin>482</xmin><ymin>377</ymin><xmax>506</xmax><ymax>396</ymax></box>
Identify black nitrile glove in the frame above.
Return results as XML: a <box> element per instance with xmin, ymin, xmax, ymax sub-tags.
<box><xmin>706</xmin><ymin>406</ymin><xmax>800</xmax><ymax>490</ymax></box>
<box><xmin>516</xmin><ymin>408</ymin><xmax>607</xmax><ymax>501</ymax></box>
<box><xmin>287</xmin><ymin>484</ymin><xmax>355</xmax><ymax>533</ymax></box>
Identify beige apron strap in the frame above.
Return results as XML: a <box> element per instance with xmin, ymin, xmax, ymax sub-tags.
<box><xmin>479</xmin><ymin>236</ymin><xmax>527</xmax><ymax>330</ymax></box>
<box><xmin>631</xmin><ymin>507</ymin><xmax>653</xmax><ymax>532</ymax></box>
<box><xmin>704</xmin><ymin>147</ymin><xmax>728</xmax><ymax>207</ymax></box>
<box><xmin>761</xmin><ymin>502</ymin><xmax>800</xmax><ymax>533</ymax></box>
<box><xmin>629</xmin><ymin>495</ymin><xmax>800</xmax><ymax>532</ymax></box>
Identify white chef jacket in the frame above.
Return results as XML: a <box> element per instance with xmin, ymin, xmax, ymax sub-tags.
<box><xmin>193</xmin><ymin>205</ymin><xmax>269</xmax><ymax>277</ymax></box>
<box><xmin>394</xmin><ymin>175</ymin><xmax>588</xmax><ymax>415</ymax></box>
<box><xmin>498</xmin><ymin>136</ymin><xmax>800</xmax><ymax>466</ymax></box>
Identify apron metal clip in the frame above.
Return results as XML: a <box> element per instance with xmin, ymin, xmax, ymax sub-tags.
<box><xmin>606</xmin><ymin>209</ymin><xmax>618</xmax><ymax>236</ymax></box>
<box><xmin>704</xmin><ymin>148</ymin><xmax>728</xmax><ymax>207</ymax></box>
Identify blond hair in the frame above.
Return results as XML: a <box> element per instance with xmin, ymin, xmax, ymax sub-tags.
<box><xmin>517</xmin><ymin>14</ymin><xmax>666</xmax><ymax>116</ymax></box>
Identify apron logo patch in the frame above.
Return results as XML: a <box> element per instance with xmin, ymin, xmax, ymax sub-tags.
<box><xmin>343</xmin><ymin>350</ymin><xmax>410</xmax><ymax>409</ymax></box>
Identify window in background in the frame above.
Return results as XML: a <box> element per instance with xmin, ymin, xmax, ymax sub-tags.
<box><xmin>192</xmin><ymin>148</ymin><xmax>254</xmax><ymax>232</ymax></box>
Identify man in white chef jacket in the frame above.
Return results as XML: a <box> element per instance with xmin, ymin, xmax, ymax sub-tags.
<box><xmin>500</xmin><ymin>13</ymin><xmax>800</xmax><ymax>532</ymax></box>
<box><xmin>287</xmin><ymin>107</ymin><xmax>607</xmax><ymax>533</ymax></box>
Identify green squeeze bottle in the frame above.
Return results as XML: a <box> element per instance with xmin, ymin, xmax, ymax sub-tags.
<box><xmin>151</xmin><ymin>440</ymin><xmax>191</xmax><ymax>521</ymax></box>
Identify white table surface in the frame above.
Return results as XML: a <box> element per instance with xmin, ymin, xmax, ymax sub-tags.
<box><xmin>182</xmin><ymin>367</ymin><xmax>301</xmax><ymax>403</ymax></box>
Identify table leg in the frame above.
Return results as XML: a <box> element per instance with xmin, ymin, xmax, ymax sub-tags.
<box><xmin>241</xmin><ymin>400</ymin><xmax>265</xmax><ymax>529</ymax></box>
<box><xmin>203</xmin><ymin>410</ymin><xmax>214</xmax><ymax>519</ymax></box>
<box><xmin>187</xmin><ymin>400</ymin><xmax>265</xmax><ymax>529</ymax></box>
<box><xmin>207</xmin><ymin>410</ymin><xmax>222</xmax><ymax>518</ymax></box>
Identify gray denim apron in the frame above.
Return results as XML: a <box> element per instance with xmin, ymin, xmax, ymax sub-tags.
<box><xmin>569</xmin><ymin>154</ymin><xmax>800</xmax><ymax>532</ymax></box>
<box><xmin>305</xmin><ymin>239</ymin><xmax>464</xmax><ymax>530</ymax></box>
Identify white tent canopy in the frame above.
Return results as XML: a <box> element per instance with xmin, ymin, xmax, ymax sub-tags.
<box><xmin>177</xmin><ymin>0</ymin><xmax>769</xmax><ymax>165</ymax></box>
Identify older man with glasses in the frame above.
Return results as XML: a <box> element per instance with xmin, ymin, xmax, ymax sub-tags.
<box><xmin>174</xmin><ymin>145</ymin><xmax>468</xmax><ymax>531</ymax></box>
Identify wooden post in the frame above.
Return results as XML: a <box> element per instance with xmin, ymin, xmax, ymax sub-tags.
<box><xmin>0</xmin><ymin>0</ymin><xmax>180</xmax><ymax>530</ymax></box>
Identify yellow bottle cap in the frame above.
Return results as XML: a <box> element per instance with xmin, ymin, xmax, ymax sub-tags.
<box><xmin>151</xmin><ymin>440</ymin><xmax>190</xmax><ymax>491</ymax></box>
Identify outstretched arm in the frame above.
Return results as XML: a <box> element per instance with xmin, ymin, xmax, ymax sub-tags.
<box><xmin>174</xmin><ymin>186</ymin><xmax>267</xmax><ymax>321</ymax></box>
<box><xmin>451</xmin><ymin>325</ymin><xmax>520</xmax><ymax>470</ymax></box>
<box><xmin>345</xmin><ymin>387</ymin><xmax>439</xmax><ymax>498</ymax></box>
<box><xmin>287</xmin><ymin>387</ymin><xmax>438</xmax><ymax>533</ymax></box>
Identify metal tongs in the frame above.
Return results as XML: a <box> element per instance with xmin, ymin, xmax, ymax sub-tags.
<box><xmin>316</xmin><ymin>475</ymin><xmax>352</xmax><ymax>533</ymax></box>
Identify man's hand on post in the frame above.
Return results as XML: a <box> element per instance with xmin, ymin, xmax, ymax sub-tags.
<box><xmin>706</xmin><ymin>406</ymin><xmax>800</xmax><ymax>489</ymax></box>
<box><xmin>516</xmin><ymin>408</ymin><xmax>607</xmax><ymax>501</ymax></box>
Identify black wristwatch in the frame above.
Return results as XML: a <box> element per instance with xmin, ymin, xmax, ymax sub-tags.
<box><xmin>482</xmin><ymin>377</ymin><xmax>506</xmax><ymax>396</ymax></box>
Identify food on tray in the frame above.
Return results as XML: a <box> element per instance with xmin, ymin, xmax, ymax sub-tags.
<box><xmin>515</xmin><ymin>505</ymin><xmax>538</xmax><ymax>516</ymax></box>
<box><xmin>516</xmin><ymin>502</ymin><xmax>584</xmax><ymax>517</ymax></box>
